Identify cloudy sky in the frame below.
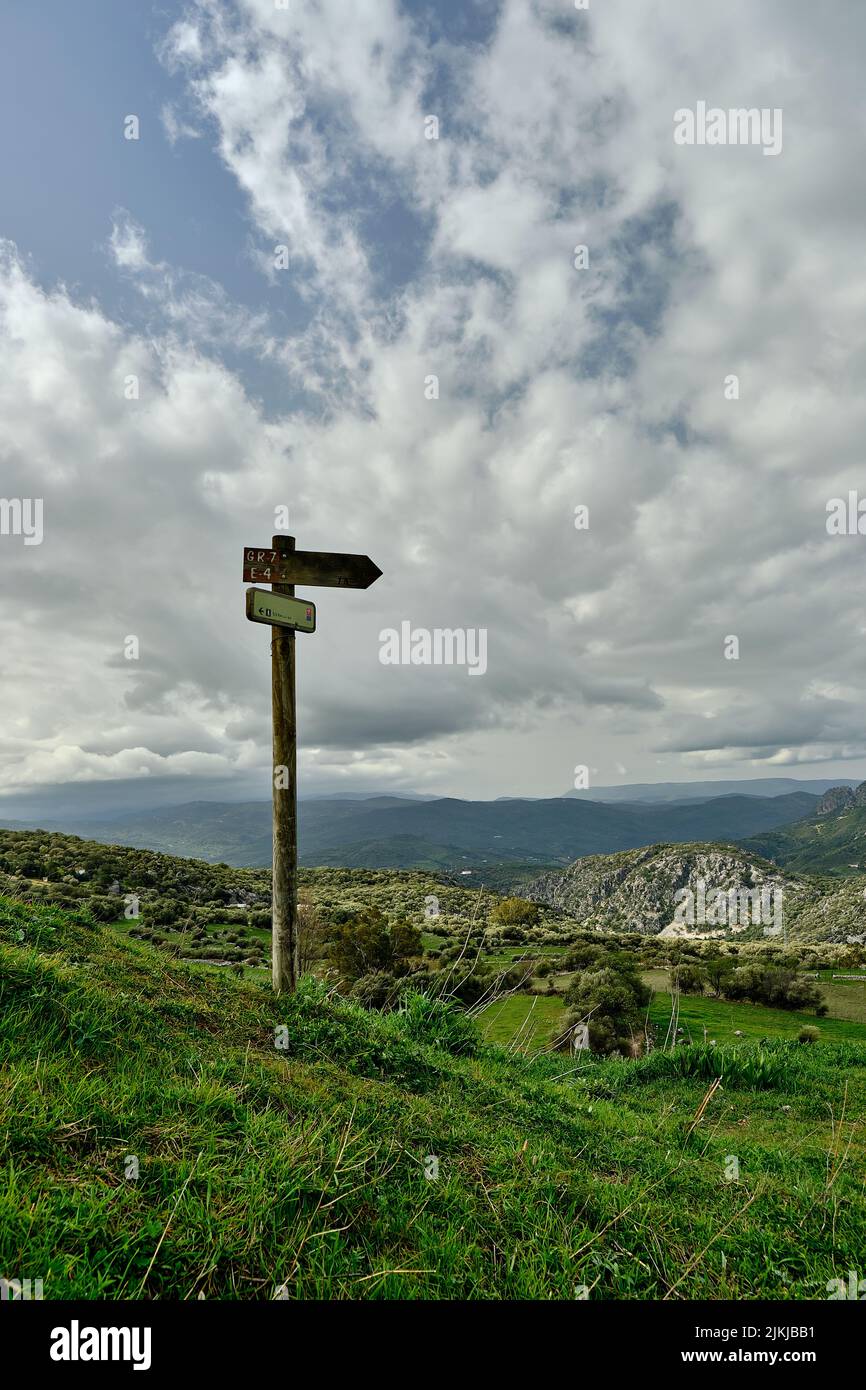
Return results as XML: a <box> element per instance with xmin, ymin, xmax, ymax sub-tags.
<box><xmin>1</xmin><ymin>0</ymin><xmax>865</xmax><ymax>812</ymax></box>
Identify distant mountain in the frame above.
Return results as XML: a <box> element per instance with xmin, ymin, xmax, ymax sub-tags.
<box><xmin>816</xmin><ymin>786</ymin><xmax>859</xmax><ymax>815</ymax></box>
<box><xmin>745</xmin><ymin>781</ymin><xmax>866</xmax><ymax>876</ymax></box>
<box><xmin>0</xmin><ymin>788</ymin><xmax>821</xmax><ymax>871</ymax></box>
<box><xmin>565</xmin><ymin>777</ymin><xmax>858</xmax><ymax>804</ymax></box>
<box><xmin>300</xmin><ymin>791</ymin><xmax>438</xmax><ymax>802</ymax></box>
<box><xmin>293</xmin><ymin>791</ymin><xmax>819</xmax><ymax>870</ymax></box>
<box><xmin>528</xmin><ymin>842</ymin><xmax>818</xmax><ymax>936</ymax></box>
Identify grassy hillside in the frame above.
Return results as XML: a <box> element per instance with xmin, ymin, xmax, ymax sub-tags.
<box><xmin>0</xmin><ymin>830</ymin><xmax>584</xmax><ymax>962</ymax></box>
<box><xmin>746</xmin><ymin>804</ymin><xmax>866</xmax><ymax>877</ymax></box>
<box><xmin>3</xmin><ymin>893</ymin><xmax>866</xmax><ymax>1300</ymax></box>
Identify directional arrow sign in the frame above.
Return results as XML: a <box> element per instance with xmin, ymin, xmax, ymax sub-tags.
<box><xmin>242</xmin><ymin>547</ymin><xmax>382</xmax><ymax>589</ymax></box>
<box><xmin>245</xmin><ymin>587</ymin><xmax>316</xmax><ymax>633</ymax></box>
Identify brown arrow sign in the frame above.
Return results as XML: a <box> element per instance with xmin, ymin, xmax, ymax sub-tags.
<box><xmin>242</xmin><ymin>547</ymin><xmax>382</xmax><ymax>589</ymax></box>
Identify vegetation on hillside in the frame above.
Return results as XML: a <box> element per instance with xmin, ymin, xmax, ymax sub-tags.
<box><xmin>3</xmin><ymin>892</ymin><xmax>866</xmax><ymax>1300</ymax></box>
<box><xmin>745</xmin><ymin>793</ymin><xmax>866</xmax><ymax>877</ymax></box>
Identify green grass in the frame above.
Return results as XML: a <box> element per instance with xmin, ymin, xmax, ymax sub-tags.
<box><xmin>479</xmin><ymin>972</ymin><xmax>866</xmax><ymax>1055</ymax></box>
<box><xmin>648</xmin><ymin>991</ymin><xmax>866</xmax><ymax>1045</ymax></box>
<box><xmin>643</xmin><ymin>969</ymin><xmax>866</xmax><ymax>1044</ymax></box>
<box><xmin>478</xmin><ymin>993</ymin><xmax>565</xmax><ymax>1050</ymax></box>
<box><xmin>812</xmin><ymin>971</ymin><xmax>866</xmax><ymax>1025</ymax></box>
<box><xmin>4</xmin><ymin>893</ymin><xmax>866</xmax><ymax>1301</ymax></box>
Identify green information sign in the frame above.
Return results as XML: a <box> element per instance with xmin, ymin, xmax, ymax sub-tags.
<box><xmin>245</xmin><ymin>587</ymin><xmax>316</xmax><ymax>633</ymax></box>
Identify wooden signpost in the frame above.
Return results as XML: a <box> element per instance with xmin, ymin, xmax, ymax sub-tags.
<box><xmin>243</xmin><ymin>548</ymin><xmax>382</xmax><ymax>589</ymax></box>
<box><xmin>244</xmin><ymin>535</ymin><xmax>382</xmax><ymax>994</ymax></box>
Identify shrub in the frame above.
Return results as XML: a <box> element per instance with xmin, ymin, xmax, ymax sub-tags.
<box><xmin>674</xmin><ymin>963</ymin><xmax>707</xmax><ymax>996</ymax></box>
<box><xmin>349</xmin><ymin>971</ymin><xmax>404</xmax><ymax>1009</ymax></box>
<box><xmin>145</xmin><ymin>897</ymin><xmax>184</xmax><ymax>925</ymax></box>
<box><xmin>798</xmin><ymin>1025</ymin><xmax>821</xmax><ymax>1044</ymax></box>
<box><xmin>561</xmin><ymin>943</ymin><xmax>605</xmax><ymax>972</ymax></box>
<box><xmin>328</xmin><ymin>907</ymin><xmax>421</xmax><ymax>985</ymax></box>
<box><xmin>85</xmin><ymin>896</ymin><xmax>123</xmax><ymax>924</ymax></box>
<box><xmin>721</xmin><ymin>964</ymin><xmax>825</xmax><ymax>1014</ymax></box>
<box><xmin>559</xmin><ymin>961</ymin><xmax>652</xmax><ymax>1056</ymax></box>
<box><xmin>489</xmin><ymin>897</ymin><xmax>540</xmax><ymax>928</ymax></box>
<box><xmin>390</xmin><ymin>990</ymin><xmax>479</xmax><ymax>1057</ymax></box>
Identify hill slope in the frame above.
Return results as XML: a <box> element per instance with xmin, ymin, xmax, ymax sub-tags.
<box><xmin>746</xmin><ymin>784</ymin><xmax>866</xmax><ymax>876</ymax></box>
<box><xmin>790</xmin><ymin>876</ymin><xmax>866</xmax><ymax>943</ymax></box>
<box><xmin>3</xmin><ymin>893</ymin><xmax>866</xmax><ymax>1299</ymax></box>
<box><xmin>528</xmin><ymin>843</ymin><xmax>820</xmax><ymax>936</ymax></box>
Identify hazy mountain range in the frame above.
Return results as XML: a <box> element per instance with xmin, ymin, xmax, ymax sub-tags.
<box><xmin>0</xmin><ymin>781</ymin><xmax>829</xmax><ymax>872</ymax></box>
<box><xmin>563</xmin><ymin>777</ymin><xmax>858</xmax><ymax>803</ymax></box>
<box><xmin>4</xmin><ymin>778</ymin><xmax>865</xmax><ymax>940</ymax></box>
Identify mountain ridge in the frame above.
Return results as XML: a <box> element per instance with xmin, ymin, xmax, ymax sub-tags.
<box><xmin>746</xmin><ymin>779</ymin><xmax>866</xmax><ymax>877</ymax></box>
<box><xmin>0</xmin><ymin>789</ymin><xmax>821</xmax><ymax>870</ymax></box>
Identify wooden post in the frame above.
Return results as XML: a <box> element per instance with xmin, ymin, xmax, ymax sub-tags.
<box><xmin>271</xmin><ymin>534</ymin><xmax>298</xmax><ymax>993</ymax></box>
<box><xmin>242</xmin><ymin>532</ymin><xmax>380</xmax><ymax>993</ymax></box>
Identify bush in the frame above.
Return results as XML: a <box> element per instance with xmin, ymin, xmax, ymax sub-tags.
<box><xmin>674</xmin><ymin>963</ymin><xmax>707</xmax><ymax>996</ymax></box>
<box><xmin>349</xmin><ymin>971</ymin><xmax>404</xmax><ymax>1009</ymax></box>
<box><xmin>489</xmin><ymin>897</ymin><xmax>540</xmax><ymax>928</ymax></box>
<box><xmin>328</xmin><ymin>908</ymin><xmax>421</xmax><ymax>985</ymax></box>
<box><xmin>85</xmin><ymin>896</ymin><xmax>123</xmax><ymax>924</ymax></box>
<box><xmin>144</xmin><ymin>897</ymin><xmax>184</xmax><ymax>926</ymax></box>
<box><xmin>561</xmin><ymin>943</ymin><xmax>605</xmax><ymax>972</ymax></box>
<box><xmin>798</xmin><ymin>1025</ymin><xmax>821</xmax><ymax>1044</ymax></box>
<box><xmin>560</xmin><ymin>961</ymin><xmax>652</xmax><ymax>1056</ymax></box>
<box><xmin>390</xmin><ymin>990</ymin><xmax>479</xmax><ymax>1057</ymax></box>
<box><xmin>721</xmin><ymin>964</ymin><xmax>825</xmax><ymax>1014</ymax></box>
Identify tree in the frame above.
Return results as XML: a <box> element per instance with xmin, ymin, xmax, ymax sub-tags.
<box><xmin>327</xmin><ymin>907</ymin><xmax>421</xmax><ymax>985</ymax></box>
<box><xmin>297</xmin><ymin>897</ymin><xmax>328</xmax><ymax>977</ymax></box>
<box><xmin>674</xmin><ymin>962</ymin><xmax>706</xmax><ymax>996</ymax></box>
<box><xmin>559</xmin><ymin>961</ymin><xmax>652</xmax><ymax>1056</ymax></box>
<box><xmin>489</xmin><ymin>897</ymin><xmax>540</xmax><ymax>928</ymax></box>
<box><xmin>704</xmin><ymin>955</ymin><xmax>735</xmax><ymax>997</ymax></box>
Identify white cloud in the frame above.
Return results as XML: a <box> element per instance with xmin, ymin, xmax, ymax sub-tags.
<box><xmin>2</xmin><ymin>0</ymin><xmax>866</xmax><ymax>800</ymax></box>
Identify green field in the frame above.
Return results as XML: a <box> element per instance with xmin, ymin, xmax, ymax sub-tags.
<box><xmin>648</xmin><ymin>991</ymin><xmax>866</xmax><ymax>1046</ymax></box>
<box><xmin>644</xmin><ymin>968</ymin><xmax>866</xmax><ymax>1042</ymax></box>
<box><xmin>479</xmin><ymin>969</ymin><xmax>866</xmax><ymax>1055</ymax></box>
<box><xmin>478</xmin><ymin>993</ymin><xmax>565</xmax><ymax>1050</ymax></box>
<box><xmin>812</xmin><ymin>970</ymin><xmax>866</xmax><ymax>1025</ymax></box>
